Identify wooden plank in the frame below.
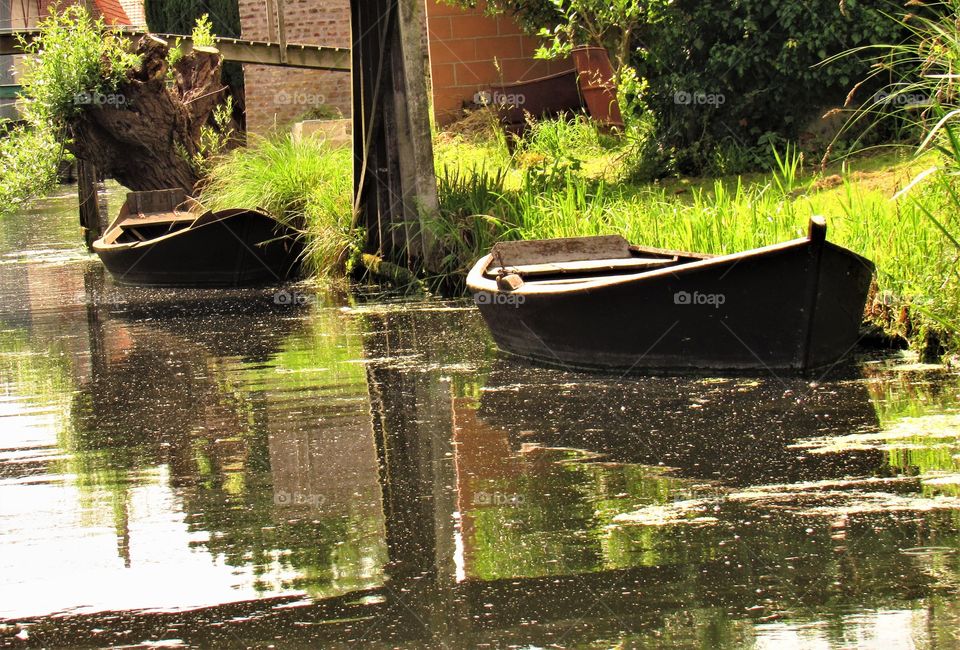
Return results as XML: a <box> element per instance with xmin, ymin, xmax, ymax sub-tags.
<box><xmin>351</xmin><ymin>0</ymin><xmax>439</xmax><ymax>270</ymax></box>
<box><xmin>126</xmin><ymin>188</ymin><xmax>187</xmax><ymax>214</ymax></box>
<box><xmin>77</xmin><ymin>160</ymin><xmax>102</xmax><ymax>250</ymax></box>
<box><xmin>491</xmin><ymin>235</ymin><xmax>632</xmax><ymax>266</ymax></box>
<box><xmin>0</xmin><ymin>29</ymin><xmax>350</xmax><ymax>71</ymax></box>
<box><xmin>117</xmin><ymin>214</ymin><xmax>196</xmax><ymax>227</ymax></box>
<box><xmin>393</xmin><ymin>0</ymin><xmax>440</xmax><ymax>270</ymax></box>
<box><xmin>275</xmin><ymin>0</ymin><xmax>288</xmax><ymax>65</ymax></box>
<box><xmin>486</xmin><ymin>256</ymin><xmax>680</xmax><ymax>278</ymax></box>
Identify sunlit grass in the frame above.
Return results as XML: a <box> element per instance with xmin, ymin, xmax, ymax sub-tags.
<box><xmin>427</xmin><ymin>128</ymin><xmax>958</xmax><ymax>354</ymax></box>
<box><xmin>199</xmin><ymin>134</ymin><xmax>358</xmax><ymax>278</ymax></box>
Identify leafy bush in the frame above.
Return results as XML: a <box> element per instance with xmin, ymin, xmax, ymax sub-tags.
<box><xmin>17</xmin><ymin>6</ymin><xmax>140</xmax><ymax>125</ymax></box>
<box><xmin>450</xmin><ymin>0</ymin><xmax>909</xmax><ymax>176</ymax></box>
<box><xmin>635</xmin><ymin>0</ymin><xmax>907</xmax><ymax>175</ymax></box>
<box><xmin>0</xmin><ymin>7</ymin><xmax>140</xmax><ymax>214</ymax></box>
<box><xmin>0</xmin><ymin>125</ymin><xmax>64</xmax><ymax>211</ymax></box>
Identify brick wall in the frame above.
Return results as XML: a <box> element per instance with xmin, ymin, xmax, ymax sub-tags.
<box><xmin>239</xmin><ymin>0</ymin><xmax>352</xmax><ymax>136</ymax></box>
<box><xmin>424</xmin><ymin>0</ymin><xmax>571</xmax><ymax>125</ymax></box>
<box><xmin>239</xmin><ymin>0</ymin><xmax>566</xmax><ymax>134</ymax></box>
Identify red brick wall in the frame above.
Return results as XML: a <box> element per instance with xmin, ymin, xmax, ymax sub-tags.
<box><xmin>425</xmin><ymin>0</ymin><xmax>572</xmax><ymax>125</ymax></box>
<box><xmin>239</xmin><ymin>0</ymin><xmax>353</xmax><ymax>136</ymax></box>
<box><xmin>239</xmin><ymin>0</ymin><xmax>567</xmax><ymax>134</ymax></box>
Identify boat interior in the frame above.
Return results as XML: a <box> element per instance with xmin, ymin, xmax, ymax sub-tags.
<box><xmin>483</xmin><ymin>235</ymin><xmax>712</xmax><ymax>285</ymax></box>
<box><xmin>102</xmin><ymin>189</ymin><xmax>212</xmax><ymax>245</ymax></box>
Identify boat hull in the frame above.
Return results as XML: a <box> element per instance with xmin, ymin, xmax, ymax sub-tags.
<box><xmin>467</xmin><ymin>237</ymin><xmax>874</xmax><ymax>372</ymax></box>
<box><xmin>94</xmin><ymin>210</ymin><xmax>304</xmax><ymax>288</ymax></box>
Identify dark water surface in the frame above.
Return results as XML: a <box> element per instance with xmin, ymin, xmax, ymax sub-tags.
<box><xmin>1</xmin><ymin>188</ymin><xmax>959</xmax><ymax>648</ymax></box>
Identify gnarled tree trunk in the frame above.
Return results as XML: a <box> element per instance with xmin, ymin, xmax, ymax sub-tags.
<box><xmin>67</xmin><ymin>36</ymin><xmax>227</xmax><ymax>193</ymax></box>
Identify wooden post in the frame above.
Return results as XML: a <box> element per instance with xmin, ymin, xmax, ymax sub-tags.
<box><xmin>351</xmin><ymin>0</ymin><xmax>439</xmax><ymax>272</ymax></box>
<box><xmin>77</xmin><ymin>159</ymin><xmax>105</xmax><ymax>250</ymax></box>
<box><xmin>275</xmin><ymin>0</ymin><xmax>288</xmax><ymax>65</ymax></box>
<box><xmin>265</xmin><ymin>0</ymin><xmax>276</xmax><ymax>42</ymax></box>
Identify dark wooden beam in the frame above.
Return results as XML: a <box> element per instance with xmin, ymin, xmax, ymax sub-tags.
<box><xmin>351</xmin><ymin>0</ymin><xmax>439</xmax><ymax>271</ymax></box>
<box><xmin>77</xmin><ymin>160</ymin><xmax>108</xmax><ymax>250</ymax></box>
<box><xmin>0</xmin><ymin>29</ymin><xmax>350</xmax><ymax>71</ymax></box>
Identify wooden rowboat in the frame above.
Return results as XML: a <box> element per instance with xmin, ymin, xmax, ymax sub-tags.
<box><xmin>466</xmin><ymin>217</ymin><xmax>874</xmax><ymax>372</ymax></box>
<box><xmin>93</xmin><ymin>189</ymin><xmax>304</xmax><ymax>287</ymax></box>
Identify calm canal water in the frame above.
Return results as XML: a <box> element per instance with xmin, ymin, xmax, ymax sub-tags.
<box><xmin>0</xmin><ymin>187</ymin><xmax>959</xmax><ymax>648</ymax></box>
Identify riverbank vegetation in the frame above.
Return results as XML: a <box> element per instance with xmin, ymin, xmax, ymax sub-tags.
<box><xmin>2</xmin><ymin>2</ymin><xmax>959</xmax><ymax>360</ymax></box>
<box><xmin>198</xmin><ymin>117</ymin><xmax>955</xmax><ymax>358</ymax></box>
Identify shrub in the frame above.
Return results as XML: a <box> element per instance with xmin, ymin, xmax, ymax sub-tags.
<box><xmin>0</xmin><ymin>6</ymin><xmax>139</xmax><ymax>214</ymax></box>
<box><xmin>17</xmin><ymin>6</ymin><xmax>140</xmax><ymax>126</ymax></box>
<box><xmin>636</xmin><ymin>0</ymin><xmax>908</xmax><ymax>175</ymax></box>
<box><xmin>451</xmin><ymin>0</ymin><xmax>909</xmax><ymax>176</ymax></box>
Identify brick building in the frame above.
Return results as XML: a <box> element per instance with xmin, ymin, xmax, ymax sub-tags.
<box><xmin>239</xmin><ymin>0</ymin><xmax>570</xmax><ymax>135</ymax></box>
<box><xmin>423</xmin><ymin>0</ymin><xmax>570</xmax><ymax>126</ymax></box>
<box><xmin>238</xmin><ymin>0</ymin><xmax>354</xmax><ymax>135</ymax></box>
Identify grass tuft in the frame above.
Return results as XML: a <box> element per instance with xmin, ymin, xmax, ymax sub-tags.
<box><xmin>198</xmin><ymin>134</ymin><xmax>357</xmax><ymax>277</ymax></box>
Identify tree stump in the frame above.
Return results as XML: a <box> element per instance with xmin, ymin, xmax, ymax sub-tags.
<box><xmin>67</xmin><ymin>35</ymin><xmax>228</xmax><ymax>194</ymax></box>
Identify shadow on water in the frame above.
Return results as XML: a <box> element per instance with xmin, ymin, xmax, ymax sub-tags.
<box><xmin>0</xmin><ymin>190</ymin><xmax>959</xmax><ymax>647</ymax></box>
<box><xmin>476</xmin><ymin>359</ymin><xmax>885</xmax><ymax>486</ymax></box>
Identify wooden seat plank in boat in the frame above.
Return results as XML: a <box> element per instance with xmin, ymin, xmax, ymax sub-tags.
<box><xmin>486</xmin><ymin>235</ymin><xmax>693</xmax><ymax>278</ymax></box>
<box><xmin>491</xmin><ymin>235</ymin><xmax>633</xmax><ymax>266</ymax></box>
<box><xmin>486</xmin><ymin>256</ymin><xmax>680</xmax><ymax>278</ymax></box>
<box><xmin>117</xmin><ymin>213</ymin><xmax>199</xmax><ymax>228</ymax></box>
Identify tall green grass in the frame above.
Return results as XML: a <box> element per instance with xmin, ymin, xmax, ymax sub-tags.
<box><xmin>832</xmin><ymin>1</ymin><xmax>960</xmax><ymax>344</ymax></box>
<box><xmin>199</xmin><ymin>134</ymin><xmax>357</xmax><ymax>277</ymax></box>
<box><xmin>430</xmin><ymin>140</ymin><xmax>957</xmax><ymax>354</ymax></box>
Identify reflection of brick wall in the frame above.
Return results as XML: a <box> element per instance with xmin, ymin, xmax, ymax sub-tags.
<box><xmin>239</xmin><ymin>0</ymin><xmax>352</xmax><ymax>136</ymax></box>
<box><xmin>425</xmin><ymin>0</ymin><xmax>571</xmax><ymax>126</ymax></box>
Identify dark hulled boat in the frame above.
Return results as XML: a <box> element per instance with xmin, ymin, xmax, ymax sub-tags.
<box><xmin>466</xmin><ymin>216</ymin><xmax>874</xmax><ymax>372</ymax></box>
<box><xmin>93</xmin><ymin>189</ymin><xmax>304</xmax><ymax>287</ymax></box>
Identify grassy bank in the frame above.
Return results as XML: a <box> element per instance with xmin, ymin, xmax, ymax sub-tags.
<box><xmin>432</xmin><ymin>116</ymin><xmax>956</xmax><ymax>355</ymax></box>
<box><xmin>197</xmin><ymin>119</ymin><xmax>958</xmax><ymax>359</ymax></box>
<box><xmin>199</xmin><ymin>135</ymin><xmax>357</xmax><ymax>277</ymax></box>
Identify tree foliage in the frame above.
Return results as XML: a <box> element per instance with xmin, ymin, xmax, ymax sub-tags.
<box><xmin>446</xmin><ymin>0</ymin><xmax>909</xmax><ymax>175</ymax></box>
<box><xmin>0</xmin><ymin>6</ymin><xmax>235</xmax><ymax>209</ymax></box>
<box><xmin>637</xmin><ymin>0</ymin><xmax>908</xmax><ymax>174</ymax></box>
<box><xmin>144</xmin><ymin>0</ymin><xmax>240</xmax><ymax>37</ymax></box>
<box><xmin>0</xmin><ymin>6</ymin><xmax>141</xmax><ymax>212</ymax></box>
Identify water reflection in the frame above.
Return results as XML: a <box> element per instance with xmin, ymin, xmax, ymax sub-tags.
<box><xmin>0</xmin><ymin>190</ymin><xmax>958</xmax><ymax>647</ymax></box>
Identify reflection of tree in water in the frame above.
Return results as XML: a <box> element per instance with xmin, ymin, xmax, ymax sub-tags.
<box><xmin>62</xmin><ymin>303</ymin><xmax>386</xmax><ymax>596</ymax></box>
<box><xmin>182</xmin><ymin>473</ymin><xmax>351</xmax><ymax>596</ymax></box>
